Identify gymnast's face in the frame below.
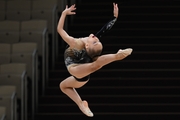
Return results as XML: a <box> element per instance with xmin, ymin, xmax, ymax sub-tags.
<box><xmin>85</xmin><ymin>34</ymin><xmax>103</xmax><ymax>57</ymax></box>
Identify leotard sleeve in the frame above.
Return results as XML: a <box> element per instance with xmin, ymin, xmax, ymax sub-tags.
<box><xmin>95</xmin><ymin>17</ymin><xmax>117</xmax><ymax>38</ymax></box>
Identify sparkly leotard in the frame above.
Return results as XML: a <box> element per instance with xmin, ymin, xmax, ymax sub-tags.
<box><xmin>64</xmin><ymin>47</ymin><xmax>92</xmax><ymax>81</ymax></box>
<box><xmin>64</xmin><ymin>47</ymin><xmax>93</xmax><ymax>67</ymax></box>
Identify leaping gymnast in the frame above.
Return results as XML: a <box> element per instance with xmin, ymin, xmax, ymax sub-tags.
<box><xmin>57</xmin><ymin>2</ymin><xmax>133</xmax><ymax>117</ymax></box>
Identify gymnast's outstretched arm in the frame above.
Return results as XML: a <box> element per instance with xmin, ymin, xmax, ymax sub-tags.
<box><xmin>95</xmin><ymin>3</ymin><xmax>119</xmax><ymax>38</ymax></box>
<box><xmin>57</xmin><ymin>4</ymin><xmax>77</xmax><ymax>48</ymax></box>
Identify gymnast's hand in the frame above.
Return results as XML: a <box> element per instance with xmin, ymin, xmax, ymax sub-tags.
<box><xmin>113</xmin><ymin>3</ymin><xmax>119</xmax><ymax>18</ymax></box>
<box><xmin>63</xmin><ymin>4</ymin><xmax>76</xmax><ymax>15</ymax></box>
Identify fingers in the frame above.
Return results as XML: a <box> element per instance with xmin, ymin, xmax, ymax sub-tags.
<box><xmin>70</xmin><ymin>4</ymin><xmax>76</xmax><ymax>14</ymax></box>
<box><xmin>113</xmin><ymin>3</ymin><xmax>118</xmax><ymax>10</ymax></box>
<box><xmin>71</xmin><ymin>4</ymin><xmax>76</xmax><ymax>8</ymax></box>
<box><xmin>65</xmin><ymin>4</ymin><xmax>76</xmax><ymax>10</ymax></box>
<box><xmin>113</xmin><ymin>3</ymin><xmax>117</xmax><ymax>6</ymax></box>
<box><xmin>113</xmin><ymin>2</ymin><xmax>116</xmax><ymax>6</ymax></box>
<box><xmin>64</xmin><ymin>4</ymin><xmax>76</xmax><ymax>15</ymax></box>
<box><xmin>113</xmin><ymin>2</ymin><xmax>118</xmax><ymax>18</ymax></box>
<box><xmin>70</xmin><ymin>4</ymin><xmax>76</xmax><ymax>12</ymax></box>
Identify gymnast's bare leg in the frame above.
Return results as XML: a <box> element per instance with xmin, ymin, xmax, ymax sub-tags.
<box><xmin>59</xmin><ymin>76</ymin><xmax>92</xmax><ymax>116</ymax></box>
<box><xmin>68</xmin><ymin>48</ymin><xmax>132</xmax><ymax>78</ymax></box>
<box><xmin>59</xmin><ymin>48</ymin><xmax>132</xmax><ymax>117</ymax></box>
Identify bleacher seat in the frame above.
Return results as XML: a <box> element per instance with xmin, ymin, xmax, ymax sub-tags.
<box><xmin>0</xmin><ymin>20</ymin><xmax>20</xmax><ymax>44</ymax></box>
<box><xmin>6</xmin><ymin>0</ymin><xmax>31</xmax><ymax>21</ymax></box>
<box><xmin>31</xmin><ymin>0</ymin><xmax>58</xmax><ymax>69</ymax></box>
<box><xmin>0</xmin><ymin>63</ymin><xmax>27</xmax><ymax>120</ymax></box>
<box><xmin>11</xmin><ymin>42</ymin><xmax>38</xmax><ymax>120</ymax></box>
<box><xmin>0</xmin><ymin>63</ymin><xmax>26</xmax><ymax>75</ymax></box>
<box><xmin>0</xmin><ymin>85</ymin><xmax>17</xmax><ymax>120</ymax></box>
<box><xmin>0</xmin><ymin>74</ymin><xmax>27</xmax><ymax>120</ymax></box>
<box><xmin>20</xmin><ymin>20</ymin><xmax>49</xmax><ymax>95</ymax></box>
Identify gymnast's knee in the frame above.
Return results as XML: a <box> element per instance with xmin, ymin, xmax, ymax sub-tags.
<box><xmin>59</xmin><ymin>81</ymin><xmax>65</xmax><ymax>92</ymax></box>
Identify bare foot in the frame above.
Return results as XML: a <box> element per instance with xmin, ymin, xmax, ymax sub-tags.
<box><xmin>79</xmin><ymin>100</ymin><xmax>94</xmax><ymax>117</ymax></box>
<box><xmin>116</xmin><ymin>48</ymin><xmax>133</xmax><ymax>60</ymax></box>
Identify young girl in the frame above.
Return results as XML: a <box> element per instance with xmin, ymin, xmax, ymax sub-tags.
<box><xmin>57</xmin><ymin>3</ymin><xmax>133</xmax><ymax>117</ymax></box>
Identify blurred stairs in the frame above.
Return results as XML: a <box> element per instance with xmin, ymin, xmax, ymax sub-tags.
<box><xmin>35</xmin><ymin>0</ymin><xmax>180</xmax><ymax>119</ymax></box>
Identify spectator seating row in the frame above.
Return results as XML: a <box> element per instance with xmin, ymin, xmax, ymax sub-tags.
<box><xmin>0</xmin><ymin>20</ymin><xmax>48</xmax><ymax>96</ymax></box>
<box><xmin>0</xmin><ymin>42</ymin><xmax>38</xmax><ymax>120</ymax></box>
<box><xmin>0</xmin><ymin>0</ymin><xmax>69</xmax><ymax>69</ymax></box>
<box><xmin>0</xmin><ymin>1</ymin><xmax>76</xmax><ymax>120</ymax></box>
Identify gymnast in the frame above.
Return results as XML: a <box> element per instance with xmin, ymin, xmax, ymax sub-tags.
<box><xmin>57</xmin><ymin>2</ymin><xmax>133</xmax><ymax>117</ymax></box>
